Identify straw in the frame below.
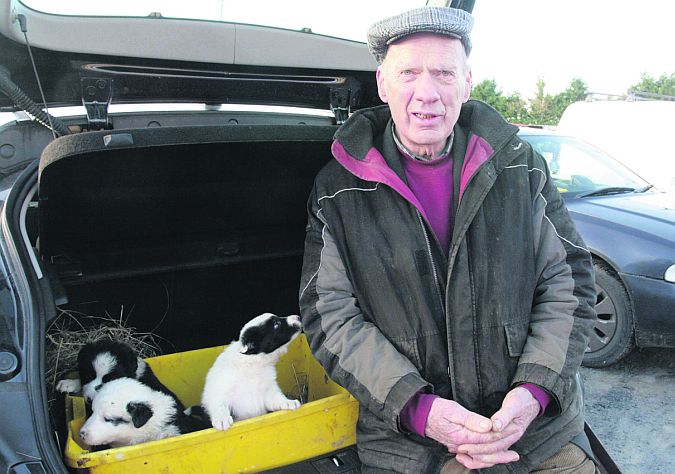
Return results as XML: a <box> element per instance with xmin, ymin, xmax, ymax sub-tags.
<box><xmin>45</xmin><ymin>306</ymin><xmax>163</xmax><ymax>407</ymax></box>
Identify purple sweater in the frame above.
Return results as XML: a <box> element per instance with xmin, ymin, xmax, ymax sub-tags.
<box><xmin>397</xmin><ymin>146</ymin><xmax>551</xmax><ymax>437</ymax></box>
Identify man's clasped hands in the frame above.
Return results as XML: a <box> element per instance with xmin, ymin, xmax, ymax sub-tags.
<box><xmin>425</xmin><ymin>386</ymin><xmax>541</xmax><ymax>470</ymax></box>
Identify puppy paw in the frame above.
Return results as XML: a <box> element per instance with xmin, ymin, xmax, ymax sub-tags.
<box><xmin>211</xmin><ymin>415</ymin><xmax>234</xmax><ymax>431</ymax></box>
<box><xmin>278</xmin><ymin>399</ymin><xmax>301</xmax><ymax>411</ymax></box>
<box><xmin>56</xmin><ymin>379</ymin><xmax>81</xmax><ymax>393</ymax></box>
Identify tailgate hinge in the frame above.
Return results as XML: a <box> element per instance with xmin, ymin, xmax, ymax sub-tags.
<box><xmin>81</xmin><ymin>78</ymin><xmax>113</xmax><ymax>130</ymax></box>
<box><xmin>330</xmin><ymin>87</ymin><xmax>351</xmax><ymax>125</ymax></box>
<box><xmin>330</xmin><ymin>79</ymin><xmax>362</xmax><ymax>125</ymax></box>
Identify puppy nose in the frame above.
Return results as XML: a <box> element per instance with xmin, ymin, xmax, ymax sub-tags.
<box><xmin>95</xmin><ymin>384</ymin><xmax>103</xmax><ymax>391</ymax></box>
<box><xmin>79</xmin><ymin>428</ymin><xmax>87</xmax><ymax>439</ymax></box>
<box><xmin>288</xmin><ymin>315</ymin><xmax>301</xmax><ymax>326</ymax></box>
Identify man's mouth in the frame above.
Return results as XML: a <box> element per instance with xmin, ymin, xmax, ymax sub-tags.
<box><xmin>413</xmin><ymin>113</ymin><xmax>438</xmax><ymax>120</ymax></box>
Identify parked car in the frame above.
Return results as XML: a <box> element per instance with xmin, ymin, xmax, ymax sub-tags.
<box><xmin>0</xmin><ymin>1</ymin><xmax>624</xmax><ymax>473</ymax></box>
<box><xmin>557</xmin><ymin>99</ymin><xmax>675</xmax><ymax>193</ymax></box>
<box><xmin>518</xmin><ymin>127</ymin><xmax>675</xmax><ymax>367</ymax></box>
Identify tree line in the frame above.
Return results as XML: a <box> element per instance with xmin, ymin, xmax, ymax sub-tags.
<box><xmin>470</xmin><ymin>73</ymin><xmax>675</xmax><ymax>126</ymax></box>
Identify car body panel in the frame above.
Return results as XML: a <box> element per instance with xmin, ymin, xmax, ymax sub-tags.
<box><xmin>566</xmin><ymin>194</ymin><xmax>675</xmax><ymax>279</ymax></box>
<box><xmin>622</xmin><ymin>273</ymin><xmax>675</xmax><ymax>347</ymax></box>
<box><xmin>519</xmin><ymin>130</ymin><xmax>675</xmax><ymax>354</ymax></box>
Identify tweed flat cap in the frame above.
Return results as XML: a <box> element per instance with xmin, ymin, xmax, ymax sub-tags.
<box><xmin>367</xmin><ymin>7</ymin><xmax>474</xmax><ymax>63</ymax></box>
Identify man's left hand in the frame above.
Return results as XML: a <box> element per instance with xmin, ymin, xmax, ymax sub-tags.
<box><xmin>454</xmin><ymin>386</ymin><xmax>540</xmax><ymax>469</ymax></box>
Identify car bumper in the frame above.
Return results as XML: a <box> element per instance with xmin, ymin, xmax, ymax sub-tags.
<box><xmin>622</xmin><ymin>273</ymin><xmax>675</xmax><ymax>348</ymax></box>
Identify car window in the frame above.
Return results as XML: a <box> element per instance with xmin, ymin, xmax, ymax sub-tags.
<box><xmin>522</xmin><ymin>134</ymin><xmax>649</xmax><ymax>197</ymax></box>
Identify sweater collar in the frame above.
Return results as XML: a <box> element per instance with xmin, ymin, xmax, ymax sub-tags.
<box><xmin>391</xmin><ymin>124</ymin><xmax>454</xmax><ymax>162</ymax></box>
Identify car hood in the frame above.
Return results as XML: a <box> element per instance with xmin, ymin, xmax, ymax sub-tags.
<box><xmin>566</xmin><ymin>192</ymin><xmax>675</xmax><ymax>240</ymax></box>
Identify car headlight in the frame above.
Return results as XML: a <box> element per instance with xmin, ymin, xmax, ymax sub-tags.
<box><xmin>665</xmin><ymin>264</ymin><xmax>675</xmax><ymax>283</ymax></box>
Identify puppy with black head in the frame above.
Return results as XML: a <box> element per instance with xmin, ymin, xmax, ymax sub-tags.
<box><xmin>201</xmin><ymin>313</ymin><xmax>303</xmax><ymax>431</ymax></box>
<box><xmin>57</xmin><ymin>340</ymin><xmax>184</xmax><ymax>410</ymax></box>
<box><xmin>78</xmin><ymin>377</ymin><xmax>208</xmax><ymax>448</ymax></box>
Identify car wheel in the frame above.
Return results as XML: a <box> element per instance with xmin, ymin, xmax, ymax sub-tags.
<box><xmin>582</xmin><ymin>263</ymin><xmax>635</xmax><ymax>368</ymax></box>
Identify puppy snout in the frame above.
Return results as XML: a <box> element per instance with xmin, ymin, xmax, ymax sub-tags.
<box><xmin>287</xmin><ymin>315</ymin><xmax>301</xmax><ymax>328</ymax></box>
<box><xmin>79</xmin><ymin>427</ymin><xmax>87</xmax><ymax>440</ymax></box>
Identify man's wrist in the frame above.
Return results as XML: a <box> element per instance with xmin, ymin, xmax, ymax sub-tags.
<box><xmin>520</xmin><ymin>383</ymin><xmax>551</xmax><ymax>416</ymax></box>
<box><xmin>400</xmin><ymin>391</ymin><xmax>439</xmax><ymax>437</ymax></box>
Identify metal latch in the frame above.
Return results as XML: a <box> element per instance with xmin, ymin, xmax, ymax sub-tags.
<box><xmin>81</xmin><ymin>78</ymin><xmax>113</xmax><ymax>130</ymax></box>
<box><xmin>330</xmin><ymin>87</ymin><xmax>351</xmax><ymax>125</ymax></box>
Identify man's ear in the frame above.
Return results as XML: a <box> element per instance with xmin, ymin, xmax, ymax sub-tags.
<box><xmin>463</xmin><ymin>67</ymin><xmax>473</xmax><ymax>103</ymax></box>
<box><xmin>127</xmin><ymin>402</ymin><xmax>153</xmax><ymax>428</ymax></box>
<box><xmin>376</xmin><ymin>67</ymin><xmax>388</xmax><ymax>103</ymax></box>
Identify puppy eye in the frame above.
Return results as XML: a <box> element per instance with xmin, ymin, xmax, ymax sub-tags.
<box><xmin>273</xmin><ymin>320</ymin><xmax>281</xmax><ymax>329</ymax></box>
<box><xmin>104</xmin><ymin>417</ymin><xmax>128</xmax><ymax>425</ymax></box>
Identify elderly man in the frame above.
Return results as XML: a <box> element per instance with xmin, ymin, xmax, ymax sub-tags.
<box><xmin>299</xmin><ymin>6</ymin><xmax>597</xmax><ymax>473</ymax></box>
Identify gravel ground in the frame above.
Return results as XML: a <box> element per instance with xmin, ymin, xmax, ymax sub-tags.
<box><xmin>580</xmin><ymin>348</ymin><xmax>675</xmax><ymax>474</ymax></box>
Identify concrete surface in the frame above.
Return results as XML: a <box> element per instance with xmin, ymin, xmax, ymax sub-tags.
<box><xmin>580</xmin><ymin>348</ymin><xmax>675</xmax><ymax>473</ymax></box>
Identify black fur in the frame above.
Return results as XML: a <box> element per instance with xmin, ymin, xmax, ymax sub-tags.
<box><xmin>171</xmin><ymin>406</ymin><xmax>212</xmax><ymax>434</ymax></box>
<box><xmin>239</xmin><ymin>315</ymin><xmax>299</xmax><ymax>354</ymax></box>
<box><xmin>127</xmin><ymin>401</ymin><xmax>153</xmax><ymax>428</ymax></box>
<box><xmin>78</xmin><ymin>340</ymin><xmax>185</xmax><ymax>410</ymax></box>
<box><xmin>78</xmin><ymin>341</ymin><xmax>138</xmax><ymax>388</ymax></box>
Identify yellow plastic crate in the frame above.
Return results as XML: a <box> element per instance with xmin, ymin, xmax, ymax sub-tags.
<box><xmin>64</xmin><ymin>335</ymin><xmax>358</xmax><ymax>473</ymax></box>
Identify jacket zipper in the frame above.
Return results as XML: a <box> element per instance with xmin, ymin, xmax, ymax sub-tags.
<box><xmin>443</xmin><ymin>134</ymin><xmax>521</xmax><ymax>402</ymax></box>
<box><xmin>416</xmin><ymin>211</ymin><xmax>445</xmax><ymax>319</ymax></box>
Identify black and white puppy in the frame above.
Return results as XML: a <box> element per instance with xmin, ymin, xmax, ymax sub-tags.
<box><xmin>57</xmin><ymin>340</ymin><xmax>183</xmax><ymax>410</ymax></box>
<box><xmin>201</xmin><ymin>313</ymin><xmax>303</xmax><ymax>431</ymax></box>
<box><xmin>78</xmin><ymin>377</ymin><xmax>208</xmax><ymax>448</ymax></box>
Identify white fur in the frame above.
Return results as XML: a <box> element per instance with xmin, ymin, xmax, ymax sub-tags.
<box><xmin>56</xmin><ymin>378</ymin><xmax>81</xmax><ymax>393</ymax></box>
<box><xmin>79</xmin><ymin>378</ymin><xmax>180</xmax><ymax>448</ymax></box>
<box><xmin>201</xmin><ymin>313</ymin><xmax>302</xmax><ymax>431</ymax></box>
<box><xmin>81</xmin><ymin>352</ymin><xmax>118</xmax><ymax>403</ymax></box>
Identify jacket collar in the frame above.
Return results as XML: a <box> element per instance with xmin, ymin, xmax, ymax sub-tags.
<box><xmin>335</xmin><ymin>101</ymin><xmax>518</xmax><ymax>162</ymax></box>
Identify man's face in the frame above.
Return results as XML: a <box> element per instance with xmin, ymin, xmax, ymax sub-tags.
<box><xmin>376</xmin><ymin>34</ymin><xmax>472</xmax><ymax>158</ymax></box>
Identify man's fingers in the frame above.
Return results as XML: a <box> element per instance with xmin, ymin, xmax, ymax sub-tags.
<box><xmin>490</xmin><ymin>403</ymin><xmax>520</xmax><ymax>432</ymax></box>
<box><xmin>492</xmin><ymin>387</ymin><xmax>539</xmax><ymax>432</ymax></box>
<box><xmin>455</xmin><ymin>450</ymin><xmax>520</xmax><ymax>470</ymax></box>
<box><xmin>446</xmin><ymin>400</ymin><xmax>492</xmax><ymax>432</ymax></box>
<box><xmin>455</xmin><ymin>453</ymin><xmax>496</xmax><ymax>470</ymax></box>
<box><xmin>457</xmin><ymin>428</ymin><xmax>522</xmax><ymax>455</ymax></box>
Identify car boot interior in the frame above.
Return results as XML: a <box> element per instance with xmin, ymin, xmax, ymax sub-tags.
<box><xmin>33</xmin><ymin>123</ymin><xmax>336</xmax><ymax>450</ymax></box>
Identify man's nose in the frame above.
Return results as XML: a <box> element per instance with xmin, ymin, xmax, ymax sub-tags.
<box><xmin>413</xmin><ymin>73</ymin><xmax>441</xmax><ymax>102</ymax></box>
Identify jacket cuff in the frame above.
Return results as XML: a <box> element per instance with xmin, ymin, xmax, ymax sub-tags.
<box><xmin>512</xmin><ymin>363</ymin><xmax>570</xmax><ymax>416</ymax></box>
<box><xmin>384</xmin><ymin>373</ymin><xmax>431</xmax><ymax>433</ymax></box>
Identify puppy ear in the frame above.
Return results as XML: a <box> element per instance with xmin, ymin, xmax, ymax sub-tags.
<box><xmin>127</xmin><ymin>402</ymin><xmax>153</xmax><ymax>428</ymax></box>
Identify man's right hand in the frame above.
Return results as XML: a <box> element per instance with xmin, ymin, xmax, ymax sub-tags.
<box><xmin>425</xmin><ymin>398</ymin><xmax>520</xmax><ymax>468</ymax></box>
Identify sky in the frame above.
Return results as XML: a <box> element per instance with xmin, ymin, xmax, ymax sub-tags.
<box><xmin>17</xmin><ymin>0</ymin><xmax>675</xmax><ymax>100</ymax></box>
<box><xmin>469</xmin><ymin>0</ymin><xmax>674</xmax><ymax>98</ymax></box>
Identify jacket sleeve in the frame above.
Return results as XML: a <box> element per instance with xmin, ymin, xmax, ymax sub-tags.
<box><xmin>299</xmin><ymin>186</ymin><xmax>430</xmax><ymax>432</ymax></box>
<box><xmin>512</xmin><ymin>153</ymin><xmax>596</xmax><ymax>414</ymax></box>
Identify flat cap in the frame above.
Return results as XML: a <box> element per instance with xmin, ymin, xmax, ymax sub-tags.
<box><xmin>367</xmin><ymin>6</ymin><xmax>474</xmax><ymax>63</ymax></box>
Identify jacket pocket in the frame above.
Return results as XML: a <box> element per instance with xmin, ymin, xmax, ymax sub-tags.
<box><xmin>504</xmin><ymin>322</ymin><xmax>528</xmax><ymax>357</ymax></box>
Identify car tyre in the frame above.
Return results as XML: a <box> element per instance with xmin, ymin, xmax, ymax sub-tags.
<box><xmin>582</xmin><ymin>263</ymin><xmax>635</xmax><ymax>368</ymax></box>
